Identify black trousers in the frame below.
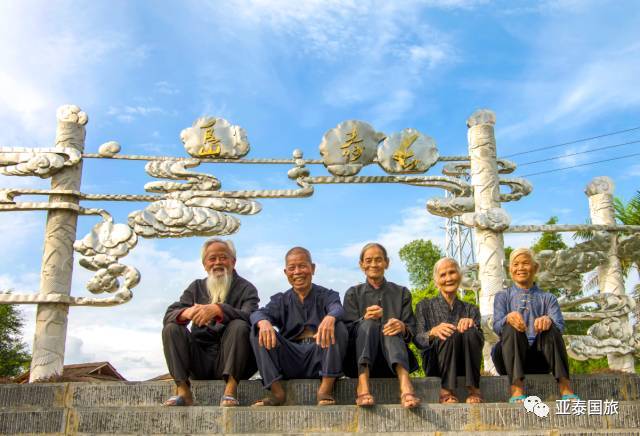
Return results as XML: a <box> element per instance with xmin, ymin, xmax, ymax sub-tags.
<box><xmin>250</xmin><ymin>322</ymin><xmax>348</xmax><ymax>389</ymax></box>
<box><xmin>423</xmin><ymin>328</ymin><xmax>484</xmax><ymax>390</ymax></box>
<box><xmin>492</xmin><ymin>324</ymin><xmax>570</xmax><ymax>384</ymax></box>
<box><xmin>162</xmin><ymin>319</ymin><xmax>256</xmax><ymax>385</ymax></box>
<box><xmin>347</xmin><ymin>319</ymin><xmax>418</xmax><ymax>377</ymax></box>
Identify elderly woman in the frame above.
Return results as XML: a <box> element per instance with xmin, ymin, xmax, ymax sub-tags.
<box><xmin>343</xmin><ymin>242</ymin><xmax>421</xmax><ymax>409</ymax></box>
<box><xmin>414</xmin><ymin>257</ymin><xmax>484</xmax><ymax>404</ymax></box>
<box><xmin>492</xmin><ymin>248</ymin><xmax>578</xmax><ymax>403</ymax></box>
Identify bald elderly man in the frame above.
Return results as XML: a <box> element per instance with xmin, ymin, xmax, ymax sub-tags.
<box><xmin>162</xmin><ymin>238</ymin><xmax>259</xmax><ymax>407</ymax></box>
<box><xmin>414</xmin><ymin>257</ymin><xmax>484</xmax><ymax>404</ymax></box>
<box><xmin>250</xmin><ymin>247</ymin><xmax>348</xmax><ymax>406</ymax></box>
<box><xmin>492</xmin><ymin>248</ymin><xmax>578</xmax><ymax>403</ymax></box>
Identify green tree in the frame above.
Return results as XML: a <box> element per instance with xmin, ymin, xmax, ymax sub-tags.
<box><xmin>399</xmin><ymin>239</ymin><xmax>443</xmax><ymax>291</ymax></box>
<box><xmin>532</xmin><ymin>216</ymin><xmax>567</xmax><ymax>253</ymax></box>
<box><xmin>0</xmin><ymin>304</ymin><xmax>31</xmax><ymax>377</ymax></box>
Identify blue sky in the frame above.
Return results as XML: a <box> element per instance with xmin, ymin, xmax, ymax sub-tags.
<box><xmin>1</xmin><ymin>0</ymin><xmax>639</xmax><ymax>380</ymax></box>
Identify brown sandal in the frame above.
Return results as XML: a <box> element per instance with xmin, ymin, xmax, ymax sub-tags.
<box><xmin>401</xmin><ymin>392</ymin><xmax>421</xmax><ymax>409</ymax></box>
<box><xmin>252</xmin><ymin>396</ymin><xmax>286</xmax><ymax>407</ymax></box>
<box><xmin>439</xmin><ymin>392</ymin><xmax>459</xmax><ymax>404</ymax></box>
<box><xmin>355</xmin><ymin>392</ymin><xmax>375</xmax><ymax>407</ymax></box>
<box><xmin>465</xmin><ymin>393</ymin><xmax>483</xmax><ymax>404</ymax></box>
<box><xmin>317</xmin><ymin>392</ymin><xmax>336</xmax><ymax>406</ymax></box>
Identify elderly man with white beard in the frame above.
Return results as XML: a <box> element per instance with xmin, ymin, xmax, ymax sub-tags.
<box><xmin>162</xmin><ymin>238</ymin><xmax>259</xmax><ymax>407</ymax></box>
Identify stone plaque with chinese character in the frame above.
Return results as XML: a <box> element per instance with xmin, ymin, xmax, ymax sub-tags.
<box><xmin>319</xmin><ymin>120</ymin><xmax>384</xmax><ymax>176</ymax></box>
<box><xmin>181</xmin><ymin>117</ymin><xmax>250</xmax><ymax>159</ymax></box>
<box><xmin>377</xmin><ymin>128</ymin><xmax>438</xmax><ymax>174</ymax></box>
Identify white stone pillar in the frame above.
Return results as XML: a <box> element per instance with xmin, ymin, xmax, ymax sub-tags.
<box><xmin>467</xmin><ymin>109</ymin><xmax>506</xmax><ymax>374</ymax></box>
<box><xmin>585</xmin><ymin>176</ymin><xmax>635</xmax><ymax>373</ymax></box>
<box><xmin>29</xmin><ymin>106</ymin><xmax>87</xmax><ymax>382</ymax></box>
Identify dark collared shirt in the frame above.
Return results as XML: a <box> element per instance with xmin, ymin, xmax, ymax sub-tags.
<box><xmin>343</xmin><ymin>278</ymin><xmax>416</xmax><ymax>342</ymax></box>
<box><xmin>250</xmin><ymin>284</ymin><xmax>344</xmax><ymax>340</ymax></box>
<box><xmin>163</xmin><ymin>270</ymin><xmax>259</xmax><ymax>344</ymax></box>
<box><xmin>492</xmin><ymin>283</ymin><xmax>564</xmax><ymax>345</ymax></box>
<box><xmin>414</xmin><ymin>292</ymin><xmax>481</xmax><ymax>350</ymax></box>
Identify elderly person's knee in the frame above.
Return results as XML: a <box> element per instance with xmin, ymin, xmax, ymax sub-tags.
<box><xmin>162</xmin><ymin>322</ymin><xmax>187</xmax><ymax>341</ymax></box>
<box><xmin>225</xmin><ymin>319</ymin><xmax>251</xmax><ymax>338</ymax></box>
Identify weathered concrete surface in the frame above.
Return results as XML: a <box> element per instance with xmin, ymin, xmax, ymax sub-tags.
<box><xmin>3</xmin><ymin>374</ymin><xmax>637</xmax><ymax>408</ymax></box>
<box><xmin>1</xmin><ymin>375</ymin><xmax>639</xmax><ymax>434</ymax></box>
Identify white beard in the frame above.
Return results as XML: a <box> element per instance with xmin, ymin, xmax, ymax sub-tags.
<box><xmin>206</xmin><ymin>270</ymin><xmax>232</xmax><ymax>304</ymax></box>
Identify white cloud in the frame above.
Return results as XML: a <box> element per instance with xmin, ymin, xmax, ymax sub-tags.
<box><xmin>0</xmin><ymin>1</ymin><xmax>146</xmax><ymax>144</ymax></box>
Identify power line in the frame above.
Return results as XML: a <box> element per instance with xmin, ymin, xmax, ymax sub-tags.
<box><xmin>517</xmin><ymin>139</ymin><xmax>640</xmax><ymax>167</ymax></box>
<box><xmin>521</xmin><ymin>152</ymin><xmax>640</xmax><ymax>177</ymax></box>
<box><xmin>504</xmin><ymin>125</ymin><xmax>640</xmax><ymax>158</ymax></box>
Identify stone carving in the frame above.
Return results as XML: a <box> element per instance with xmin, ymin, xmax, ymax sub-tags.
<box><xmin>617</xmin><ymin>233</ymin><xmax>640</xmax><ymax>262</ymax></box>
<box><xmin>560</xmin><ymin>293</ymin><xmax>635</xmax><ymax>320</ymax></box>
<box><xmin>287</xmin><ymin>149</ymin><xmax>310</xmax><ymax>179</ymax></box>
<box><xmin>461</xmin><ymin>207</ymin><xmax>511</xmax><ymax>232</ymax></box>
<box><xmin>128</xmin><ymin>199</ymin><xmax>241</xmax><ymax>238</ymax></box>
<box><xmin>499</xmin><ymin>178</ymin><xmax>533</xmax><ymax>202</ymax></box>
<box><xmin>377</xmin><ymin>128</ymin><xmax>438</xmax><ymax>173</ymax></box>
<box><xmin>535</xmin><ymin>233</ymin><xmax>610</xmax><ymax>295</ymax></box>
<box><xmin>585</xmin><ymin>176</ymin><xmax>635</xmax><ymax>372</ymax></box>
<box><xmin>181</xmin><ymin>117</ymin><xmax>250</xmax><ymax>159</ymax></box>
<box><xmin>98</xmin><ymin>141</ymin><xmax>121</xmax><ymax>157</ymax></box>
<box><xmin>441</xmin><ymin>158</ymin><xmax>516</xmax><ymax>178</ymax></box>
<box><xmin>467</xmin><ymin>109</ymin><xmax>505</xmax><ymax>375</ymax></box>
<box><xmin>0</xmin><ymin>147</ymin><xmax>82</xmax><ymax>178</ymax></box>
<box><xmin>144</xmin><ymin>159</ymin><xmax>221</xmax><ymax>192</ymax></box>
<box><xmin>30</xmin><ymin>104</ymin><xmax>87</xmax><ymax>382</ymax></box>
<box><xmin>319</xmin><ymin>120</ymin><xmax>384</xmax><ymax>176</ymax></box>
<box><xmin>426</xmin><ymin>196</ymin><xmax>474</xmax><ymax>218</ymax></box>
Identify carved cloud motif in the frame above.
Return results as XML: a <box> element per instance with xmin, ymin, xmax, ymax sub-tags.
<box><xmin>0</xmin><ymin>147</ymin><xmax>82</xmax><ymax>178</ymax></box>
<box><xmin>181</xmin><ymin>117</ymin><xmax>250</xmax><ymax>159</ymax></box>
<box><xmin>128</xmin><ymin>199</ymin><xmax>241</xmax><ymax>238</ymax></box>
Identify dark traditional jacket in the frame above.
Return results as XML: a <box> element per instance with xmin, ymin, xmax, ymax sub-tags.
<box><xmin>250</xmin><ymin>284</ymin><xmax>343</xmax><ymax>340</ymax></box>
<box><xmin>163</xmin><ymin>270</ymin><xmax>259</xmax><ymax>344</ymax></box>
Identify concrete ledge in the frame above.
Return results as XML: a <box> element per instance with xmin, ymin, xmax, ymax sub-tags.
<box><xmin>51</xmin><ymin>402</ymin><xmax>640</xmax><ymax>434</ymax></box>
<box><xmin>2</xmin><ymin>374</ymin><xmax>638</xmax><ymax>409</ymax></box>
<box><xmin>0</xmin><ymin>409</ymin><xmax>66</xmax><ymax>434</ymax></box>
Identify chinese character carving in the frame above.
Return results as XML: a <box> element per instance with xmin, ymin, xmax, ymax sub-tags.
<box><xmin>198</xmin><ymin>119</ymin><xmax>222</xmax><ymax>157</ymax></box>
<box><xmin>340</xmin><ymin>126</ymin><xmax>364</xmax><ymax>162</ymax></box>
<box><xmin>392</xmin><ymin>132</ymin><xmax>421</xmax><ymax>170</ymax></box>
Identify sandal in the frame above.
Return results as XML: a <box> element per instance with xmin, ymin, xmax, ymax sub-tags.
<box><xmin>561</xmin><ymin>393</ymin><xmax>580</xmax><ymax>402</ymax></box>
<box><xmin>220</xmin><ymin>395</ymin><xmax>239</xmax><ymax>407</ymax></box>
<box><xmin>252</xmin><ymin>396</ymin><xmax>286</xmax><ymax>407</ymax></box>
<box><xmin>163</xmin><ymin>395</ymin><xmax>187</xmax><ymax>406</ymax></box>
<box><xmin>401</xmin><ymin>392</ymin><xmax>421</xmax><ymax>409</ymax></box>
<box><xmin>355</xmin><ymin>392</ymin><xmax>375</xmax><ymax>407</ymax></box>
<box><xmin>509</xmin><ymin>395</ymin><xmax>527</xmax><ymax>404</ymax></box>
<box><xmin>465</xmin><ymin>393</ymin><xmax>483</xmax><ymax>404</ymax></box>
<box><xmin>317</xmin><ymin>392</ymin><xmax>336</xmax><ymax>406</ymax></box>
<box><xmin>439</xmin><ymin>392</ymin><xmax>459</xmax><ymax>404</ymax></box>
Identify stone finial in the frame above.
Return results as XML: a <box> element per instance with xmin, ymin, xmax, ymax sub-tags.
<box><xmin>467</xmin><ymin>109</ymin><xmax>496</xmax><ymax>128</ymax></box>
<box><xmin>585</xmin><ymin>176</ymin><xmax>615</xmax><ymax>196</ymax></box>
<box><xmin>56</xmin><ymin>105</ymin><xmax>88</xmax><ymax>125</ymax></box>
<box><xmin>98</xmin><ymin>141</ymin><xmax>121</xmax><ymax>157</ymax></box>
<box><xmin>292</xmin><ymin>149</ymin><xmax>303</xmax><ymax>159</ymax></box>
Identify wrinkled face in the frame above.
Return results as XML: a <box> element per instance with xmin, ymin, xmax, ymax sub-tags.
<box><xmin>509</xmin><ymin>253</ymin><xmax>538</xmax><ymax>288</ymax></box>
<box><xmin>203</xmin><ymin>242</ymin><xmax>236</xmax><ymax>278</ymax></box>
<box><xmin>435</xmin><ymin>260</ymin><xmax>461</xmax><ymax>295</ymax></box>
<box><xmin>359</xmin><ymin>246</ymin><xmax>389</xmax><ymax>282</ymax></box>
<box><xmin>285</xmin><ymin>251</ymin><xmax>315</xmax><ymax>293</ymax></box>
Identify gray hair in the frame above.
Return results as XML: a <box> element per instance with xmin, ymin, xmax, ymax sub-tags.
<box><xmin>359</xmin><ymin>242</ymin><xmax>389</xmax><ymax>262</ymax></box>
<box><xmin>285</xmin><ymin>246</ymin><xmax>313</xmax><ymax>264</ymax></box>
<box><xmin>432</xmin><ymin>257</ymin><xmax>461</xmax><ymax>281</ymax></box>
<box><xmin>201</xmin><ymin>238</ymin><xmax>236</xmax><ymax>263</ymax></box>
<box><xmin>509</xmin><ymin>248</ymin><xmax>539</xmax><ymax>267</ymax></box>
